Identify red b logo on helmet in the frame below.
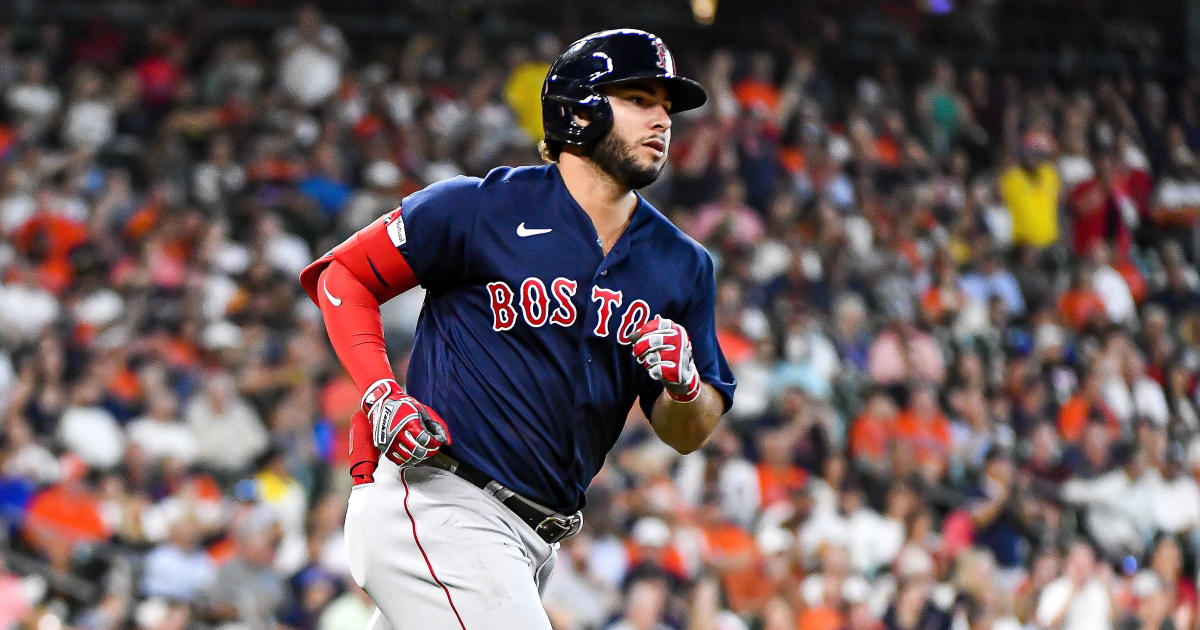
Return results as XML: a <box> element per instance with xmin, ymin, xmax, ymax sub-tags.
<box><xmin>653</xmin><ymin>39</ymin><xmax>672</xmax><ymax>74</ymax></box>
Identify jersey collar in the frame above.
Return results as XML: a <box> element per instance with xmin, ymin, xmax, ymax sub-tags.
<box><xmin>549</xmin><ymin>163</ymin><xmax>650</xmax><ymax>261</ymax></box>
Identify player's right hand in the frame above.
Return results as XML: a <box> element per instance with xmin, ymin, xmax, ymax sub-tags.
<box><xmin>361</xmin><ymin>378</ymin><xmax>451</xmax><ymax>469</ymax></box>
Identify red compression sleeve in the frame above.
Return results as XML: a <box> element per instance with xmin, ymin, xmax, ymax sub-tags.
<box><xmin>317</xmin><ymin>260</ymin><xmax>396</xmax><ymax>391</ymax></box>
<box><xmin>318</xmin><ymin>260</ymin><xmax>394</xmax><ymax>482</ymax></box>
<box><xmin>307</xmin><ymin>208</ymin><xmax>422</xmax><ymax>485</ymax></box>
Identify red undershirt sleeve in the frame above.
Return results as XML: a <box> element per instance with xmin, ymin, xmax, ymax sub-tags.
<box><xmin>317</xmin><ymin>260</ymin><xmax>398</xmax><ymax>482</ymax></box>
<box><xmin>300</xmin><ymin>206</ymin><xmax>425</xmax><ymax>484</ymax></box>
<box><xmin>317</xmin><ymin>259</ymin><xmax>395</xmax><ymax>391</ymax></box>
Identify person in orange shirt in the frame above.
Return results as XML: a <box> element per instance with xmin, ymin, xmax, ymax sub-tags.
<box><xmin>892</xmin><ymin>384</ymin><xmax>952</xmax><ymax>477</ymax></box>
<box><xmin>849</xmin><ymin>389</ymin><xmax>899</xmax><ymax>475</ymax></box>
<box><xmin>733</xmin><ymin>52</ymin><xmax>781</xmax><ymax>112</ymax></box>
<box><xmin>757</xmin><ymin>429</ymin><xmax>808</xmax><ymax>510</ymax></box>
<box><xmin>696</xmin><ymin>496</ymin><xmax>775</xmax><ymax>615</ymax></box>
<box><xmin>23</xmin><ymin>456</ymin><xmax>111</xmax><ymax>571</ymax></box>
<box><xmin>10</xmin><ymin>207</ymin><xmax>89</xmax><ymax>294</ymax></box>
<box><xmin>920</xmin><ymin>251</ymin><xmax>965</xmax><ymax>326</ymax></box>
<box><xmin>1058</xmin><ymin>368</ymin><xmax>1121</xmax><ymax>443</ymax></box>
<box><xmin>1057</xmin><ymin>269</ymin><xmax>1107</xmax><ymax>332</ymax></box>
<box><xmin>796</xmin><ymin>603</ymin><xmax>845</xmax><ymax>630</ymax></box>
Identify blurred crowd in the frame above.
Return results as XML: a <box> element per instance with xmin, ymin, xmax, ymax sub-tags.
<box><xmin>3</xmin><ymin>3</ymin><xmax>1200</xmax><ymax>630</ymax></box>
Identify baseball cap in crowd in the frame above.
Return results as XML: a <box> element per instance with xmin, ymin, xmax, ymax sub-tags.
<box><xmin>364</xmin><ymin>161</ymin><xmax>401</xmax><ymax>189</ymax></box>
<box><xmin>895</xmin><ymin>547</ymin><xmax>934</xmax><ymax>579</ymax></box>
<box><xmin>134</xmin><ymin>598</ymin><xmax>170</xmax><ymax>630</ymax></box>
<box><xmin>233</xmin><ymin>478</ymin><xmax>259</xmax><ymax>502</ymax></box>
<box><xmin>1034</xmin><ymin>323</ymin><xmax>1065</xmax><ymax>354</ymax></box>
<box><xmin>1130</xmin><ymin>570</ymin><xmax>1166</xmax><ymax>599</ymax></box>
<box><xmin>631</xmin><ymin>517</ymin><xmax>671</xmax><ymax>549</ymax></box>
<box><xmin>842</xmin><ymin>575</ymin><xmax>872</xmax><ymax>605</ymax></box>
<box><xmin>756</xmin><ymin>526</ymin><xmax>794</xmax><ymax>556</ymax></box>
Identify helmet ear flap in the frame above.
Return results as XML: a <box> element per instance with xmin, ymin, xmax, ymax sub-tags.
<box><xmin>585</xmin><ymin>99</ymin><xmax>614</xmax><ymax>143</ymax></box>
<box><xmin>543</xmin><ymin>87</ymin><xmax>613</xmax><ymax>147</ymax></box>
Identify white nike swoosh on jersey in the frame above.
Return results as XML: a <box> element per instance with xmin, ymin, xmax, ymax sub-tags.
<box><xmin>517</xmin><ymin>222</ymin><xmax>553</xmax><ymax>237</ymax></box>
<box><xmin>323</xmin><ymin>278</ymin><xmax>343</xmax><ymax>307</ymax></box>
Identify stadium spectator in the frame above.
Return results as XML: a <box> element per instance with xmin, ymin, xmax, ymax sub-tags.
<box><xmin>273</xmin><ymin>4</ymin><xmax>348</xmax><ymax>109</ymax></box>
<box><xmin>139</xmin><ymin>515</ymin><xmax>216</xmax><ymax>601</ymax></box>
<box><xmin>606</xmin><ymin>577</ymin><xmax>672</xmax><ymax>630</ymax></box>
<box><xmin>125</xmin><ymin>387</ymin><xmax>198</xmax><ymax>466</ymax></box>
<box><xmin>3</xmin><ymin>5</ymin><xmax>1200</xmax><ymax>629</ymax></box>
<box><xmin>185</xmin><ymin>370</ymin><xmax>269</xmax><ymax>475</ymax></box>
<box><xmin>1000</xmin><ymin>131</ymin><xmax>1060</xmax><ymax>249</ymax></box>
<box><xmin>1035</xmin><ymin>540</ymin><xmax>1114</xmax><ymax>630</ymax></box>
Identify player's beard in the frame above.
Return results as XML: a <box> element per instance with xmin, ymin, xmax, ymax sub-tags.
<box><xmin>588</xmin><ymin>130</ymin><xmax>664</xmax><ymax>190</ymax></box>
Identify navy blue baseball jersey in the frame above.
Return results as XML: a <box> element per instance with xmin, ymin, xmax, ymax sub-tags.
<box><xmin>390</xmin><ymin>163</ymin><xmax>735</xmax><ymax>513</ymax></box>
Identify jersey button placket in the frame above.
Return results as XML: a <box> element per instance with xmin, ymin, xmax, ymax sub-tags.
<box><xmin>577</xmin><ymin>280</ymin><xmax>597</xmax><ymax>403</ymax></box>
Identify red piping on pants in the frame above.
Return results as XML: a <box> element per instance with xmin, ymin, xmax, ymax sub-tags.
<box><xmin>402</xmin><ymin>469</ymin><xmax>467</xmax><ymax>629</ymax></box>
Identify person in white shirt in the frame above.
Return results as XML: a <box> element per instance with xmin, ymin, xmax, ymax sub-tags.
<box><xmin>1087</xmin><ymin>242</ymin><xmax>1137</xmax><ymax>326</ymax></box>
<box><xmin>126</xmin><ymin>387</ymin><xmax>199</xmax><ymax>465</ymax></box>
<box><xmin>1058</xmin><ymin>131</ymin><xmax>1095</xmax><ymax>190</ymax></box>
<box><xmin>6</xmin><ymin>56</ymin><xmax>61</xmax><ymax>138</ymax></box>
<box><xmin>1126</xmin><ymin>353</ymin><xmax>1169</xmax><ymax>427</ymax></box>
<box><xmin>1036</xmin><ymin>540</ymin><xmax>1114</xmax><ymax>630</ymax></box>
<box><xmin>60</xmin><ymin>66</ymin><xmax>115</xmax><ymax>151</ymax></box>
<box><xmin>56</xmin><ymin>379</ymin><xmax>125</xmax><ymax>469</ymax></box>
<box><xmin>185</xmin><ymin>371</ymin><xmax>268</xmax><ymax>475</ymax></box>
<box><xmin>674</xmin><ymin>429</ymin><xmax>761</xmax><ymax>529</ymax></box>
<box><xmin>1062</xmin><ymin>445</ymin><xmax>1156</xmax><ymax>558</ymax></box>
<box><xmin>272</xmin><ymin>4</ymin><xmax>348</xmax><ymax>108</ymax></box>
<box><xmin>1151</xmin><ymin>448</ymin><xmax>1200</xmax><ymax>535</ymax></box>
<box><xmin>1103</xmin><ymin>345</ymin><xmax>1171</xmax><ymax>429</ymax></box>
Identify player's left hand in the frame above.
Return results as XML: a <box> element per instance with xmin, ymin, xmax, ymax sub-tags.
<box><xmin>631</xmin><ymin>317</ymin><xmax>701</xmax><ymax>403</ymax></box>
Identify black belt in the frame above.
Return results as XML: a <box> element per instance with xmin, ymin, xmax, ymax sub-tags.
<box><xmin>423</xmin><ymin>453</ymin><xmax>583</xmax><ymax>545</ymax></box>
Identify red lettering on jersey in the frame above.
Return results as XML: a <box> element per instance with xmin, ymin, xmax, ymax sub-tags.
<box><xmin>590</xmin><ymin>286</ymin><xmax>623</xmax><ymax>337</ymax></box>
<box><xmin>520</xmin><ymin>278</ymin><xmax>550</xmax><ymax>327</ymax></box>
<box><xmin>616</xmin><ymin>299</ymin><xmax>651</xmax><ymax>345</ymax></box>
<box><xmin>487</xmin><ymin>281</ymin><xmax>518</xmax><ymax>331</ymax></box>
<box><xmin>549</xmin><ymin>278</ymin><xmax>578</xmax><ymax>327</ymax></box>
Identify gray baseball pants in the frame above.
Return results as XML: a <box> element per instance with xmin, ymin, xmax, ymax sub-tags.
<box><xmin>344</xmin><ymin>457</ymin><xmax>557</xmax><ymax>629</ymax></box>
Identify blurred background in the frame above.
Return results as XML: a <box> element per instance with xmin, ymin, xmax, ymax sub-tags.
<box><xmin>2</xmin><ymin>0</ymin><xmax>1200</xmax><ymax>629</ymax></box>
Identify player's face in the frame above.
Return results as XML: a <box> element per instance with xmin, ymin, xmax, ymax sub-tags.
<box><xmin>589</xmin><ymin>80</ymin><xmax>672</xmax><ymax>190</ymax></box>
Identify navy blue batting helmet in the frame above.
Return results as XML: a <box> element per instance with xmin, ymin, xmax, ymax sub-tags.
<box><xmin>541</xmin><ymin>29</ymin><xmax>707</xmax><ymax>148</ymax></box>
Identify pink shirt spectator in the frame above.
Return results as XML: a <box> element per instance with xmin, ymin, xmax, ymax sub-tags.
<box><xmin>686</xmin><ymin>179</ymin><xmax>766</xmax><ymax>247</ymax></box>
<box><xmin>867</xmin><ymin>326</ymin><xmax>946</xmax><ymax>385</ymax></box>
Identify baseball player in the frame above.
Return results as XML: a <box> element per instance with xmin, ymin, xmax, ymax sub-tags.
<box><xmin>299</xmin><ymin>29</ymin><xmax>736</xmax><ymax>629</ymax></box>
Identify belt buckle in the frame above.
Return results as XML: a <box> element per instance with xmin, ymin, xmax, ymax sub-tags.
<box><xmin>534</xmin><ymin>512</ymin><xmax>583</xmax><ymax>544</ymax></box>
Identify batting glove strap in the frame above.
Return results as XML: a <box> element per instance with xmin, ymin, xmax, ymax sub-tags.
<box><xmin>667</xmin><ymin>372</ymin><xmax>702</xmax><ymax>403</ymax></box>
<box><xmin>361</xmin><ymin>378</ymin><xmax>404</xmax><ymax>417</ymax></box>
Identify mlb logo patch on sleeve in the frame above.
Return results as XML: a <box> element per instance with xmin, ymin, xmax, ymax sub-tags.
<box><xmin>387</xmin><ymin>216</ymin><xmax>407</xmax><ymax>248</ymax></box>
